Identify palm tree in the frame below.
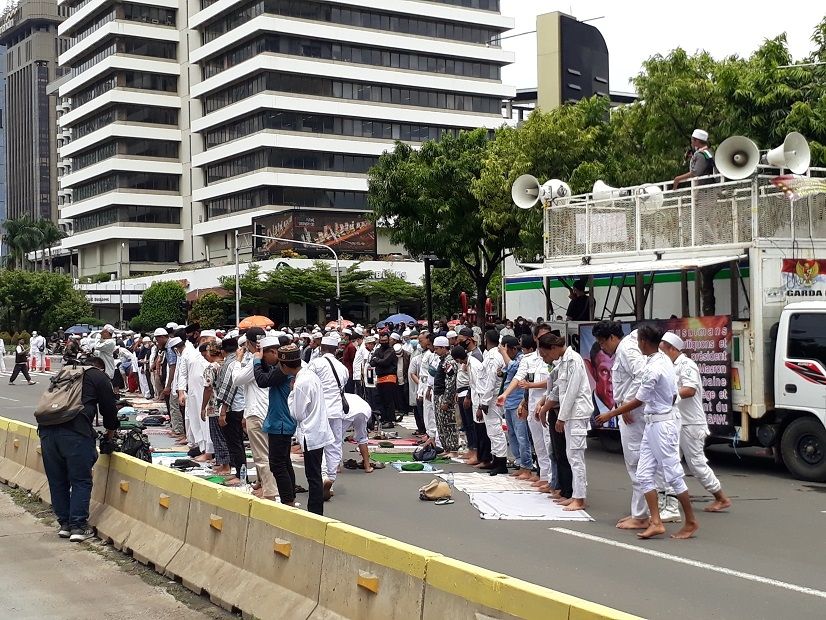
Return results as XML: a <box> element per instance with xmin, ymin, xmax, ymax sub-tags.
<box><xmin>35</xmin><ymin>219</ymin><xmax>65</xmax><ymax>272</ymax></box>
<box><xmin>2</xmin><ymin>216</ymin><xmax>43</xmax><ymax>270</ymax></box>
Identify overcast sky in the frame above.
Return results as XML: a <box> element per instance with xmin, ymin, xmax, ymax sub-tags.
<box><xmin>500</xmin><ymin>1</ymin><xmax>825</xmax><ymax>92</ymax></box>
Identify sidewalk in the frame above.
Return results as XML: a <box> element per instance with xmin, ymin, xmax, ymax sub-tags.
<box><xmin>0</xmin><ymin>489</ymin><xmax>217</xmax><ymax>619</ymax></box>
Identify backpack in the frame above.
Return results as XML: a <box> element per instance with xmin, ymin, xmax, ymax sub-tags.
<box><xmin>34</xmin><ymin>367</ymin><xmax>86</xmax><ymax>426</ymax></box>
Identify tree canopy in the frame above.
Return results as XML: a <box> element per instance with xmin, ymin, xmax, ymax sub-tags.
<box><xmin>0</xmin><ymin>271</ymin><xmax>92</xmax><ymax>334</ymax></box>
<box><xmin>131</xmin><ymin>281</ymin><xmax>186</xmax><ymax>332</ymax></box>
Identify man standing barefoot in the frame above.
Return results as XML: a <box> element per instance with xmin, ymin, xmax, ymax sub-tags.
<box><xmin>598</xmin><ymin>325</ymin><xmax>699</xmax><ymax>540</ymax></box>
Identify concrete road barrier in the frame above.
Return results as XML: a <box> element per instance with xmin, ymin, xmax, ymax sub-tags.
<box><xmin>310</xmin><ymin>523</ymin><xmax>440</xmax><ymax>620</ymax></box>
<box><xmin>17</xmin><ymin>426</ymin><xmax>48</xmax><ymax>498</ymax></box>
<box><xmin>165</xmin><ymin>477</ymin><xmax>252</xmax><ymax>612</ymax></box>
<box><xmin>93</xmin><ymin>453</ymin><xmax>149</xmax><ymax>550</ymax></box>
<box><xmin>128</xmin><ymin>464</ymin><xmax>193</xmax><ymax>572</ymax></box>
<box><xmin>422</xmin><ymin>555</ymin><xmax>642</xmax><ymax>620</ymax></box>
<box><xmin>229</xmin><ymin>500</ymin><xmax>337</xmax><ymax>620</ymax></box>
<box><xmin>0</xmin><ymin>420</ymin><xmax>32</xmax><ymax>487</ymax></box>
<box><xmin>0</xmin><ymin>418</ymin><xmax>8</xmax><ymax>480</ymax></box>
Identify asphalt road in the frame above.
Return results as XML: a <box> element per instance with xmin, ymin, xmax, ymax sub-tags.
<box><xmin>2</xmin><ymin>376</ymin><xmax>825</xmax><ymax>620</ymax></box>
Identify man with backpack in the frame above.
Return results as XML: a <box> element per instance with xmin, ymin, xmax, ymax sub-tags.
<box><xmin>37</xmin><ymin>356</ymin><xmax>119</xmax><ymax>542</ymax></box>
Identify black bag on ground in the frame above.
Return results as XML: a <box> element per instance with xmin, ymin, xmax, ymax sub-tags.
<box><xmin>34</xmin><ymin>368</ymin><xmax>86</xmax><ymax>426</ymax></box>
<box><xmin>413</xmin><ymin>444</ymin><xmax>438</xmax><ymax>462</ymax></box>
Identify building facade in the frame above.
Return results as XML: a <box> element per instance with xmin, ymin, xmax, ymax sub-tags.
<box><xmin>57</xmin><ymin>0</ymin><xmax>514</xmax><ymax>278</ymax></box>
<box><xmin>0</xmin><ymin>0</ymin><xmax>67</xmax><ymax>223</ymax></box>
<box><xmin>0</xmin><ymin>44</ymin><xmax>6</xmax><ymax>256</ymax></box>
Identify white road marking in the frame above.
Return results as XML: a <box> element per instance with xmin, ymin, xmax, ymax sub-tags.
<box><xmin>0</xmin><ymin>396</ymin><xmax>19</xmax><ymax>402</ymax></box>
<box><xmin>550</xmin><ymin>527</ymin><xmax>826</xmax><ymax>600</ymax></box>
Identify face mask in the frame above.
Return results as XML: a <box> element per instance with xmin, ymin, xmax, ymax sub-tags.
<box><xmin>459</xmin><ymin>340</ymin><xmax>469</xmax><ymax>349</ymax></box>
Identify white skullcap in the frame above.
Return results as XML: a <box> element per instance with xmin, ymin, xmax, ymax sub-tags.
<box><xmin>446</xmin><ymin>330</ymin><xmax>457</xmax><ymax>339</ymax></box>
<box><xmin>103</xmin><ymin>324</ymin><xmax>115</xmax><ymax>333</ymax></box>
<box><xmin>200</xmin><ymin>330</ymin><xmax>216</xmax><ymax>338</ymax></box>
<box><xmin>238</xmin><ymin>335</ymin><xmax>247</xmax><ymax>345</ymax></box>
<box><xmin>402</xmin><ymin>330</ymin><xmax>411</xmax><ymax>337</ymax></box>
<box><xmin>300</xmin><ymin>332</ymin><xmax>311</xmax><ymax>339</ymax></box>
<box><xmin>168</xmin><ymin>337</ymin><xmax>183</xmax><ymax>348</ymax></box>
<box><xmin>311</xmin><ymin>332</ymin><xmax>323</xmax><ymax>340</ymax></box>
<box><xmin>390</xmin><ymin>332</ymin><xmax>402</xmax><ymax>341</ymax></box>
<box><xmin>661</xmin><ymin>332</ymin><xmax>685</xmax><ymax>351</ymax></box>
<box><xmin>433</xmin><ymin>336</ymin><xmax>450</xmax><ymax>347</ymax></box>
<box><xmin>142</xmin><ymin>337</ymin><xmax>151</xmax><ymax>343</ymax></box>
<box><xmin>393</xmin><ymin>343</ymin><xmax>402</xmax><ymax>353</ymax></box>
<box><xmin>321</xmin><ymin>336</ymin><xmax>338</xmax><ymax>346</ymax></box>
<box><xmin>365</xmin><ymin>336</ymin><xmax>377</xmax><ymax>344</ymax></box>
<box><xmin>691</xmin><ymin>129</ymin><xmax>709</xmax><ymax>142</ymax></box>
<box><xmin>166</xmin><ymin>322</ymin><xmax>178</xmax><ymax>329</ymax></box>
<box><xmin>153</xmin><ymin>327</ymin><xmax>168</xmax><ymax>337</ymax></box>
<box><xmin>259</xmin><ymin>336</ymin><xmax>280</xmax><ymax>349</ymax></box>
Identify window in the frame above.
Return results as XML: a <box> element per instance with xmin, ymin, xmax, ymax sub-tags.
<box><xmin>787</xmin><ymin>313</ymin><xmax>826</xmax><ymax>369</ymax></box>
<box><xmin>205</xmin><ymin>187</ymin><xmax>369</xmax><ymax>219</ymax></box>
<box><xmin>205</xmin><ymin>147</ymin><xmax>378</xmax><ymax>183</ymax></box>
<box><xmin>129</xmin><ymin>240</ymin><xmax>179</xmax><ymax>263</ymax></box>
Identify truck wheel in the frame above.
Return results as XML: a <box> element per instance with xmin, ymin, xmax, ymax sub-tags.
<box><xmin>780</xmin><ymin>417</ymin><xmax>826</xmax><ymax>482</ymax></box>
<box><xmin>599</xmin><ymin>431</ymin><xmax>623</xmax><ymax>454</ymax></box>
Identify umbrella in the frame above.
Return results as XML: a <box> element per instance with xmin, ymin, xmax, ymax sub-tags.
<box><xmin>447</xmin><ymin>319</ymin><xmax>461</xmax><ymax>327</ymax></box>
<box><xmin>381</xmin><ymin>313</ymin><xmax>417</xmax><ymax>325</ymax></box>
<box><xmin>239</xmin><ymin>315</ymin><xmax>274</xmax><ymax>329</ymax></box>
<box><xmin>326</xmin><ymin>319</ymin><xmax>353</xmax><ymax>330</ymax></box>
<box><xmin>65</xmin><ymin>324</ymin><xmax>93</xmax><ymax>335</ymax></box>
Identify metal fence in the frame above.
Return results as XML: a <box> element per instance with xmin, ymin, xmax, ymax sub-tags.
<box><xmin>544</xmin><ymin>167</ymin><xmax>826</xmax><ymax>260</ymax></box>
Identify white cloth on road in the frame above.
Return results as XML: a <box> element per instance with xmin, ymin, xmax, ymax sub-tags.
<box><xmin>468</xmin><ymin>492</ymin><xmax>593</xmax><ymax>521</ymax></box>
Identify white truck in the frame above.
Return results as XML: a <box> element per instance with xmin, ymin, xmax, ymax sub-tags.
<box><xmin>508</xmin><ymin>167</ymin><xmax>826</xmax><ymax>481</ymax></box>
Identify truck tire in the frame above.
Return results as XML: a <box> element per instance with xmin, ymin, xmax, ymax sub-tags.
<box><xmin>780</xmin><ymin>417</ymin><xmax>826</xmax><ymax>482</ymax></box>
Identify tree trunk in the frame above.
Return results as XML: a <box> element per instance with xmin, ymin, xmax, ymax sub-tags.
<box><xmin>476</xmin><ymin>277</ymin><xmax>488</xmax><ymax>328</ymax></box>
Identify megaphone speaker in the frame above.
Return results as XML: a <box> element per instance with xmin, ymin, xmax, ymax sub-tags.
<box><xmin>716</xmin><ymin>136</ymin><xmax>759</xmax><ymax>180</ymax></box>
<box><xmin>593</xmin><ymin>180</ymin><xmax>622</xmax><ymax>203</ymax></box>
<box><xmin>764</xmin><ymin>132</ymin><xmax>810</xmax><ymax>175</ymax></box>
<box><xmin>512</xmin><ymin>174</ymin><xmax>541</xmax><ymax>209</ymax></box>
<box><xmin>638</xmin><ymin>184</ymin><xmax>664</xmax><ymax>212</ymax></box>
<box><xmin>540</xmin><ymin>179</ymin><xmax>571</xmax><ymax>208</ymax></box>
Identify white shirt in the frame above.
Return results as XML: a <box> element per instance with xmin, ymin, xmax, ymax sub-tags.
<box><xmin>92</xmin><ymin>338</ymin><xmax>117</xmax><ymax>378</ymax></box>
<box><xmin>353</xmin><ymin>343</ymin><xmax>367</xmax><ymax>382</ymax></box>
<box><xmin>232</xmin><ymin>351</ymin><xmax>268</xmax><ymax>420</ymax></box>
<box><xmin>307</xmin><ymin>353</ymin><xmax>349</xmax><ymax>419</ymax></box>
<box><xmin>514</xmin><ymin>351</ymin><xmax>550</xmax><ymax>411</ymax></box>
<box><xmin>612</xmin><ymin>330</ymin><xmax>646</xmax><ymax>405</ymax></box>
<box><xmin>31</xmin><ymin>335</ymin><xmax>46</xmax><ymax>353</ymax></box>
<box><xmin>289</xmin><ymin>368</ymin><xmax>335</xmax><ymax>451</ymax></box>
<box><xmin>479</xmin><ymin>348</ymin><xmax>506</xmax><ymax>407</ymax></box>
<box><xmin>175</xmin><ymin>341</ymin><xmax>201</xmax><ymax>393</ymax></box>
<box><xmin>553</xmin><ymin>347</ymin><xmax>593</xmax><ymax>421</ymax></box>
<box><xmin>467</xmin><ymin>355</ymin><xmax>485</xmax><ymax>411</ymax></box>
<box><xmin>636</xmin><ymin>351</ymin><xmax>678</xmax><ymax>416</ymax></box>
<box><xmin>418</xmin><ymin>349</ymin><xmax>437</xmax><ymax>397</ymax></box>
<box><xmin>674</xmin><ymin>354</ymin><xmax>707</xmax><ymax>426</ymax></box>
<box><xmin>408</xmin><ymin>352</ymin><xmax>421</xmax><ymax>405</ymax></box>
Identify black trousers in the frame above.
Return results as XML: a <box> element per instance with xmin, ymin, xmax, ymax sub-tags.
<box><xmin>9</xmin><ymin>363</ymin><xmax>32</xmax><ymax>384</ymax></box>
<box><xmin>414</xmin><ymin>398</ymin><xmax>426</xmax><ymax>433</ymax></box>
<box><xmin>457</xmin><ymin>393</ymin><xmax>476</xmax><ymax>448</ymax></box>
<box><xmin>303</xmin><ymin>441</ymin><xmax>324</xmax><ymax>516</ymax></box>
<box><xmin>222</xmin><ymin>410</ymin><xmax>246</xmax><ymax>478</ymax></box>
<box><xmin>376</xmin><ymin>382</ymin><xmax>397</xmax><ymax>423</ymax></box>
<box><xmin>395</xmin><ymin>384</ymin><xmax>409</xmax><ymax>415</ymax></box>
<box><xmin>474</xmin><ymin>419</ymin><xmax>492</xmax><ymax>463</ymax></box>
<box><xmin>549</xmin><ymin>409</ymin><xmax>573</xmax><ymax>498</ymax></box>
<box><xmin>267</xmin><ymin>433</ymin><xmax>296</xmax><ymax>506</ymax></box>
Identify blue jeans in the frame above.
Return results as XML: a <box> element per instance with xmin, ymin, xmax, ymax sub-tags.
<box><xmin>505</xmin><ymin>407</ymin><xmax>532</xmax><ymax>469</ymax></box>
<box><xmin>39</xmin><ymin>426</ymin><xmax>98</xmax><ymax>529</ymax></box>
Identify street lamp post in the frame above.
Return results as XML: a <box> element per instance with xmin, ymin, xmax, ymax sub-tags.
<box><xmin>118</xmin><ymin>242</ymin><xmax>125</xmax><ymax>329</ymax></box>
<box><xmin>234</xmin><ymin>231</ymin><xmax>342</xmax><ymax>328</ymax></box>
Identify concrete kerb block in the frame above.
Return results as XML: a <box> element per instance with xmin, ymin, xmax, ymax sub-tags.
<box><xmin>127</xmin><ymin>463</ymin><xmax>193</xmax><ymax>573</ymax></box>
<box><xmin>310</xmin><ymin>522</ymin><xmax>440</xmax><ymax>620</ymax></box>
<box><xmin>164</xmin><ymin>477</ymin><xmax>252</xmax><ymax>612</ymax></box>
<box><xmin>422</xmin><ymin>556</ymin><xmax>643</xmax><ymax>620</ymax></box>
<box><xmin>0</xmin><ymin>421</ymin><xmax>32</xmax><ymax>487</ymax></box>
<box><xmin>0</xmin><ymin>417</ymin><xmax>9</xmax><ymax>478</ymax></box>
<box><xmin>94</xmin><ymin>453</ymin><xmax>149</xmax><ymax>550</ymax></box>
<box><xmin>16</xmin><ymin>426</ymin><xmax>48</xmax><ymax>498</ymax></box>
<box><xmin>227</xmin><ymin>499</ymin><xmax>338</xmax><ymax>620</ymax></box>
<box><xmin>89</xmin><ymin>453</ymin><xmax>111</xmax><ymax>521</ymax></box>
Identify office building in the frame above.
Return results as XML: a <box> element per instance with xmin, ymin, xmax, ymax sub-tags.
<box><xmin>0</xmin><ymin>44</ymin><xmax>6</xmax><ymax>256</ymax></box>
<box><xmin>0</xmin><ymin>0</ymin><xmax>67</xmax><ymax>223</ymax></box>
<box><xmin>57</xmin><ymin>0</ymin><xmax>514</xmax><ymax>278</ymax></box>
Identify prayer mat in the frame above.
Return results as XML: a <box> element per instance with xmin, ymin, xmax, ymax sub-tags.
<box><xmin>467</xmin><ymin>492</ymin><xmax>593</xmax><ymax>521</ymax></box>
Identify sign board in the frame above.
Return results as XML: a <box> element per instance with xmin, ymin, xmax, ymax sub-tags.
<box><xmin>253</xmin><ymin>211</ymin><xmax>376</xmax><ymax>258</ymax></box>
<box><xmin>576</xmin><ymin>212</ymin><xmax>627</xmax><ymax>245</ymax></box>
<box><xmin>781</xmin><ymin>258</ymin><xmax>826</xmax><ymax>299</ymax></box>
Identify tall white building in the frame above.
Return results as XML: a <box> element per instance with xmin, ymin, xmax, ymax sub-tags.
<box><xmin>57</xmin><ymin>0</ymin><xmax>514</xmax><ymax>278</ymax></box>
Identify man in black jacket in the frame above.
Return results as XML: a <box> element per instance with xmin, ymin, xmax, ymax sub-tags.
<box><xmin>39</xmin><ymin>356</ymin><xmax>119</xmax><ymax>542</ymax></box>
<box><xmin>370</xmin><ymin>330</ymin><xmax>398</xmax><ymax>429</ymax></box>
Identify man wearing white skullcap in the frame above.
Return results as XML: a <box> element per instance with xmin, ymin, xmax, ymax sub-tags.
<box><xmin>674</xmin><ymin>128</ymin><xmax>714</xmax><ymax>190</ymax></box>
<box><xmin>307</xmin><ymin>335</ymin><xmax>349</xmax><ymax>500</ymax></box>
<box><xmin>660</xmin><ymin>331</ymin><xmax>731</xmax><ymax>513</ymax></box>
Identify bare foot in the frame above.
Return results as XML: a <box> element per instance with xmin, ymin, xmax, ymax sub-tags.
<box><xmin>637</xmin><ymin>522</ymin><xmax>667</xmax><ymax>539</ymax></box>
<box><xmin>531</xmin><ymin>479</ymin><xmax>545</xmax><ymax>487</ymax></box>
<box><xmin>704</xmin><ymin>498</ymin><xmax>732</xmax><ymax>512</ymax></box>
<box><xmin>555</xmin><ymin>497</ymin><xmax>573</xmax><ymax>506</ymax></box>
<box><xmin>537</xmin><ymin>485</ymin><xmax>552</xmax><ymax>494</ymax></box>
<box><xmin>516</xmin><ymin>471</ymin><xmax>533</xmax><ymax>480</ymax></box>
<box><xmin>252</xmin><ymin>487</ymin><xmax>264</xmax><ymax>497</ymax></box>
<box><xmin>563</xmin><ymin>499</ymin><xmax>586</xmax><ymax>511</ymax></box>
<box><xmin>193</xmin><ymin>454</ymin><xmax>211</xmax><ymax>462</ymax></box>
<box><xmin>472</xmin><ymin>461</ymin><xmax>488</xmax><ymax>469</ymax></box>
<box><xmin>465</xmin><ymin>458</ymin><xmax>480</xmax><ymax>466</ymax></box>
<box><xmin>527</xmin><ymin>474</ymin><xmax>540</xmax><ymax>482</ymax></box>
<box><xmin>617</xmin><ymin>517</ymin><xmax>650</xmax><ymax>530</ymax></box>
<box><xmin>323</xmin><ymin>479</ymin><xmax>334</xmax><ymax>501</ymax></box>
<box><xmin>671</xmin><ymin>521</ymin><xmax>699</xmax><ymax>539</ymax></box>
<box><xmin>224</xmin><ymin>476</ymin><xmax>242</xmax><ymax>486</ymax></box>
<box><xmin>363</xmin><ymin>462</ymin><xmax>374</xmax><ymax>473</ymax></box>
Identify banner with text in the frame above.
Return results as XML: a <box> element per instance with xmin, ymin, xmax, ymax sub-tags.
<box><xmin>253</xmin><ymin>211</ymin><xmax>376</xmax><ymax>258</ymax></box>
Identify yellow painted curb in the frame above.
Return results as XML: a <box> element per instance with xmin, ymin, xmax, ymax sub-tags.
<box><xmin>324</xmin><ymin>523</ymin><xmax>436</xmax><ymax>578</ymax></box>
<box><xmin>145</xmin><ymin>463</ymin><xmax>193</xmax><ymax>498</ymax></box>
<box><xmin>250</xmin><ymin>498</ymin><xmax>335</xmax><ymax>544</ymax></box>
<box><xmin>0</xmin><ymin>418</ymin><xmax>9</xmax><ymax>431</ymax></box>
<box><xmin>190</xmin><ymin>477</ymin><xmax>251</xmax><ymax>515</ymax></box>
<box><xmin>110</xmin><ymin>453</ymin><xmax>149</xmax><ymax>481</ymax></box>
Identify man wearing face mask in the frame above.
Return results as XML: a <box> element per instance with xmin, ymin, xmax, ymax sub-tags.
<box><xmin>371</xmin><ymin>330</ymin><xmax>398</xmax><ymax>429</ymax></box>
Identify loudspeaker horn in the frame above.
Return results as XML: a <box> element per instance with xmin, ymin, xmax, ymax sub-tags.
<box><xmin>716</xmin><ymin>136</ymin><xmax>759</xmax><ymax>180</ymax></box>
<box><xmin>540</xmin><ymin>179</ymin><xmax>571</xmax><ymax>209</ymax></box>
<box><xmin>763</xmin><ymin>132</ymin><xmax>810</xmax><ymax>175</ymax></box>
<box><xmin>512</xmin><ymin>174</ymin><xmax>541</xmax><ymax>209</ymax></box>
<box><xmin>638</xmin><ymin>184</ymin><xmax>664</xmax><ymax>212</ymax></box>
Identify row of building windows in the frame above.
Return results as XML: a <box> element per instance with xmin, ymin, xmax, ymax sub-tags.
<box><xmin>205</xmin><ymin>147</ymin><xmax>378</xmax><ymax>183</ymax></box>
<box><xmin>201</xmin><ymin>34</ymin><xmax>501</xmax><ymax>80</ymax></box>
<box><xmin>71</xmin><ymin>38</ymin><xmax>177</xmax><ymax>77</ymax></box>
<box><xmin>201</xmin><ymin>0</ymin><xmax>502</xmax><ymax>46</ymax></box>
<box><xmin>205</xmin><ymin>186</ymin><xmax>368</xmax><ymax>218</ymax></box>
<box><xmin>70</xmin><ymin>4</ymin><xmax>176</xmax><ymax>45</ymax></box>
<box><xmin>73</xmin><ymin>172</ymin><xmax>180</xmax><ymax>202</ymax></box>
<box><xmin>73</xmin><ymin>205</ymin><xmax>181</xmax><ymax>232</ymax></box>
<box><xmin>202</xmin><ymin>71</ymin><xmax>499</xmax><ymax>114</ymax></box>
<box><xmin>71</xmin><ymin>71</ymin><xmax>178</xmax><ymax>107</ymax></box>
<box><xmin>71</xmin><ymin>8</ymin><xmax>115</xmax><ymax>45</ymax></box>
<box><xmin>73</xmin><ymin>139</ymin><xmax>179</xmax><ymax>170</ymax></box>
<box><xmin>205</xmin><ymin>110</ymin><xmax>464</xmax><ymax>148</ymax></box>
<box><xmin>71</xmin><ymin>104</ymin><xmax>178</xmax><ymax>138</ymax></box>
<box><xmin>130</xmin><ymin>240</ymin><xmax>179</xmax><ymax>262</ymax></box>
<box><xmin>432</xmin><ymin>0</ymin><xmax>500</xmax><ymax>10</ymax></box>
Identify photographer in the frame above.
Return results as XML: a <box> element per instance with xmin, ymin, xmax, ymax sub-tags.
<box><xmin>38</xmin><ymin>356</ymin><xmax>119</xmax><ymax>543</ymax></box>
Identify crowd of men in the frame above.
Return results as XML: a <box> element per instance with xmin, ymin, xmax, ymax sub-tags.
<box><xmin>34</xmin><ymin>313</ymin><xmax>729</xmax><ymax>538</ymax></box>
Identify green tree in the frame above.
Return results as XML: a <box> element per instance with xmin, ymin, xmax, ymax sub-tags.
<box><xmin>131</xmin><ymin>281</ymin><xmax>186</xmax><ymax>332</ymax></box>
<box><xmin>2</xmin><ymin>216</ymin><xmax>43</xmax><ymax>271</ymax></box>
<box><xmin>34</xmin><ymin>219</ymin><xmax>66</xmax><ymax>272</ymax></box>
<box><xmin>369</xmin><ymin>129</ymin><xmax>525</xmax><ymax>326</ymax></box>
<box><xmin>361</xmin><ymin>273</ymin><xmax>422</xmax><ymax>315</ymax></box>
<box><xmin>0</xmin><ymin>270</ymin><xmax>92</xmax><ymax>333</ymax></box>
<box><xmin>189</xmin><ymin>292</ymin><xmax>229</xmax><ymax>329</ymax></box>
<box><xmin>428</xmin><ymin>266</ymin><xmax>476</xmax><ymax>320</ymax></box>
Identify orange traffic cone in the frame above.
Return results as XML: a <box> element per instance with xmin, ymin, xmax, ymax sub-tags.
<box><xmin>45</xmin><ymin>356</ymin><xmax>51</xmax><ymax>372</ymax></box>
<box><xmin>30</xmin><ymin>356</ymin><xmax>36</xmax><ymax>371</ymax></box>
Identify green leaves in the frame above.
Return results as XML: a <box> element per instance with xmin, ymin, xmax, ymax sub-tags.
<box><xmin>0</xmin><ymin>271</ymin><xmax>92</xmax><ymax>334</ymax></box>
<box><xmin>189</xmin><ymin>292</ymin><xmax>230</xmax><ymax>330</ymax></box>
<box><xmin>131</xmin><ymin>281</ymin><xmax>186</xmax><ymax>332</ymax></box>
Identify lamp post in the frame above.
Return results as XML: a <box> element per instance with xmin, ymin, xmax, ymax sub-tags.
<box><xmin>234</xmin><ymin>231</ymin><xmax>342</xmax><ymax>328</ymax></box>
<box><xmin>118</xmin><ymin>242</ymin><xmax>125</xmax><ymax>329</ymax></box>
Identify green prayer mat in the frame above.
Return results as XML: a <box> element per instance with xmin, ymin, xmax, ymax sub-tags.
<box><xmin>369</xmin><ymin>452</ymin><xmax>449</xmax><ymax>464</ymax></box>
